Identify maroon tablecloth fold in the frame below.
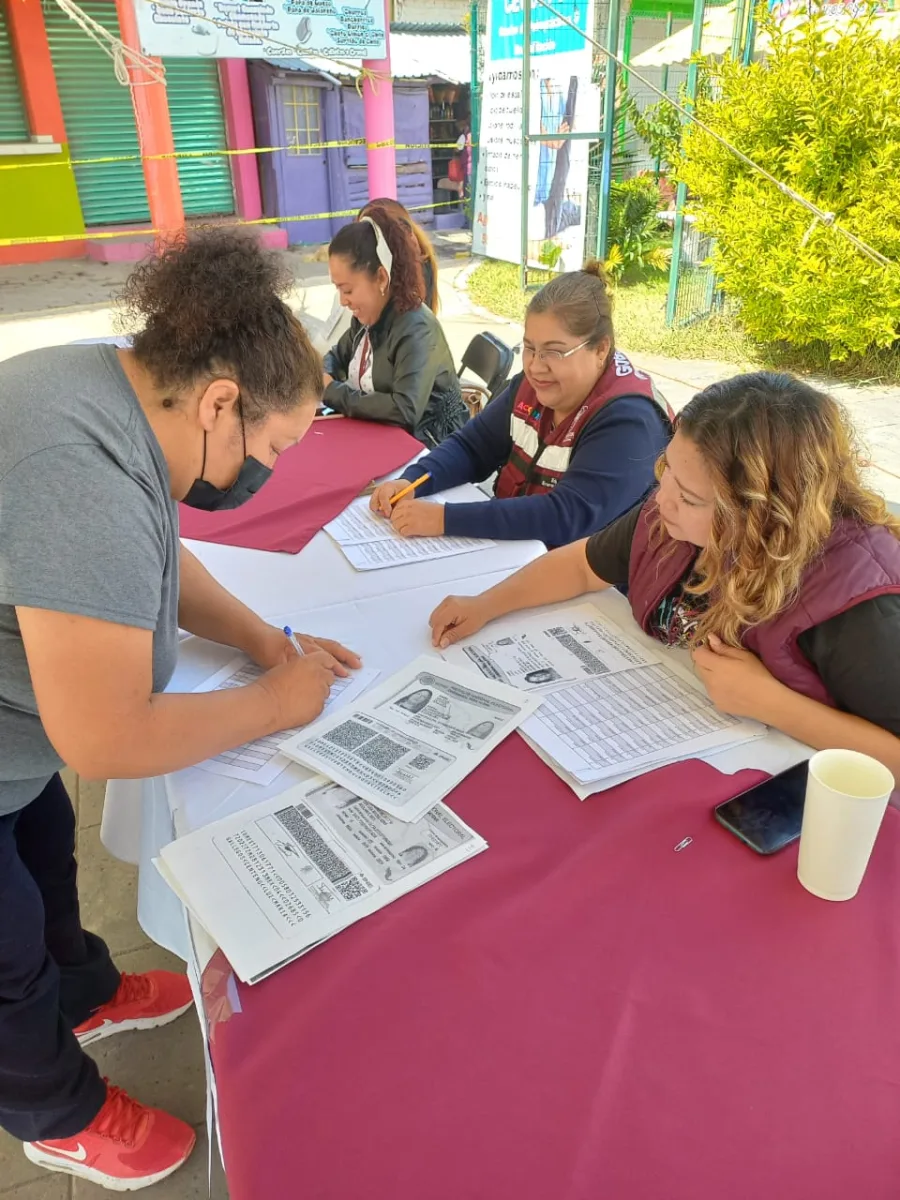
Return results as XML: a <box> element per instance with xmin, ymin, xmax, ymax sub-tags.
<box><xmin>179</xmin><ymin>419</ymin><xmax>423</xmax><ymax>553</ymax></box>
<box><xmin>206</xmin><ymin>738</ymin><xmax>900</xmax><ymax>1200</ymax></box>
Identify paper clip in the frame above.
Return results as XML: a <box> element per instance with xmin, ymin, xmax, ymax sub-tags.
<box><xmin>674</xmin><ymin>837</ymin><xmax>693</xmax><ymax>852</ymax></box>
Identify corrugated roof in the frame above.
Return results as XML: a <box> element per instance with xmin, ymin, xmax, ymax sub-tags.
<box><xmin>390</xmin><ymin>23</ymin><xmax>467</xmax><ymax>35</ymax></box>
<box><xmin>265</xmin><ymin>30</ymin><xmax>470</xmax><ymax>85</ymax></box>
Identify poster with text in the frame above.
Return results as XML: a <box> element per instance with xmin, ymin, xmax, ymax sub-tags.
<box><xmin>134</xmin><ymin>0</ymin><xmax>386</xmax><ymax>59</ymax></box>
<box><xmin>473</xmin><ymin>0</ymin><xmax>598</xmax><ymax>272</ymax></box>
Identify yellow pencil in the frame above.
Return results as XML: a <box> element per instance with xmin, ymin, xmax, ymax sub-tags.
<box><xmin>389</xmin><ymin>472</ymin><xmax>431</xmax><ymax>506</ymax></box>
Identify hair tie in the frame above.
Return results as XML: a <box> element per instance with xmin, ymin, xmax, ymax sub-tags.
<box><xmin>360</xmin><ymin>216</ymin><xmax>393</xmax><ymax>280</ymax></box>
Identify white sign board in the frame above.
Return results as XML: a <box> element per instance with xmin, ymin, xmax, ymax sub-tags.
<box><xmin>473</xmin><ymin>0</ymin><xmax>598</xmax><ymax>271</ymax></box>
<box><xmin>134</xmin><ymin>0</ymin><xmax>387</xmax><ymax>59</ymax></box>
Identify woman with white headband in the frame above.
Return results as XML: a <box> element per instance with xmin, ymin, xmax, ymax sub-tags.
<box><xmin>322</xmin><ymin>210</ymin><xmax>468</xmax><ymax>446</ymax></box>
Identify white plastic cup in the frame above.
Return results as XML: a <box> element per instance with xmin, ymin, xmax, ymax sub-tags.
<box><xmin>797</xmin><ymin>749</ymin><xmax>896</xmax><ymax>901</ymax></box>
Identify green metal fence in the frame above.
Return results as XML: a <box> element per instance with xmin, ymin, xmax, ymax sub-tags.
<box><xmin>667</xmin><ymin>216</ymin><xmax>721</xmax><ymax>325</ymax></box>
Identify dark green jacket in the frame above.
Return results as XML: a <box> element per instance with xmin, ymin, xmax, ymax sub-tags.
<box><xmin>323</xmin><ymin>302</ymin><xmax>467</xmax><ymax>447</ymax></box>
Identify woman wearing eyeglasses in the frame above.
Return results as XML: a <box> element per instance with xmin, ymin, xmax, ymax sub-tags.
<box><xmin>369</xmin><ymin>263</ymin><xmax>673</xmax><ymax>546</ymax></box>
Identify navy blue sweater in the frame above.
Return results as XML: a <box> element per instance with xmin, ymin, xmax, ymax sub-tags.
<box><xmin>400</xmin><ymin>375</ymin><xmax>670</xmax><ymax>546</ymax></box>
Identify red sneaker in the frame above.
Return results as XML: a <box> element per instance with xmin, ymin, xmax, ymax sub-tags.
<box><xmin>24</xmin><ymin>1084</ymin><xmax>195</xmax><ymax>1191</ymax></box>
<box><xmin>74</xmin><ymin>971</ymin><xmax>193</xmax><ymax>1047</ymax></box>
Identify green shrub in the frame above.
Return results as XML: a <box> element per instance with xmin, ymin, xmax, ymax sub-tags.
<box><xmin>677</xmin><ymin>8</ymin><xmax>900</xmax><ymax>360</ymax></box>
<box><xmin>605</xmin><ymin>175</ymin><xmax>670</xmax><ymax>278</ymax></box>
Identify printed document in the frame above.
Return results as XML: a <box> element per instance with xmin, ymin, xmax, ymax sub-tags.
<box><xmin>443</xmin><ymin>604</ymin><xmax>657</xmax><ymax>691</ymax></box>
<box><xmin>443</xmin><ymin>607</ymin><xmax>765</xmax><ymax>789</ymax></box>
<box><xmin>193</xmin><ymin>657</ymin><xmax>380</xmax><ymax>787</ymax></box>
<box><xmin>156</xmin><ymin>777</ymin><xmax>487</xmax><ymax>983</ymax></box>
<box><xmin>280</xmin><ymin>655</ymin><xmax>542</xmax><ymax>821</ymax></box>
<box><xmin>325</xmin><ymin>496</ymin><xmax>495</xmax><ymax>571</ymax></box>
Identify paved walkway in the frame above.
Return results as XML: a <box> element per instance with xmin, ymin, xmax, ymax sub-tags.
<box><xmin>0</xmin><ymin>250</ymin><xmax>897</xmax><ymax>1199</ymax></box>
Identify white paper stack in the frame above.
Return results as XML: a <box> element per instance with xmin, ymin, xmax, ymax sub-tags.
<box><xmin>442</xmin><ymin>604</ymin><xmax>767</xmax><ymax>798</ymax></box>
<box><xmin>156</xmin><ymin>777</ymin><xmax>487</xmax><ymax>984</ymax></box>
<box><xmin>324</xmin><ymin>496</ymin><xmax>496</xmax><ymax>571</ymax></box>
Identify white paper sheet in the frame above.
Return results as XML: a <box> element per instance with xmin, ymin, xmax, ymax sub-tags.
<box><xmin>443</xmin><ymin>604</ymin><xmax>658</xmax><ymax>692</ymax></box>
<box><xmin>156</xmin><ymin>776</ymin><xmax>487</xmax><ymax>983</ymax></box>
<box><xmin>192</xmin><ymin>657</ymin><xmax>381</xmax><ymax>787</ymax></box>
<box><xmin>324</xmin><ymin>496</ymin><xmax>495</xmax><ymax>571</ymax></box>
<box><xmin>521</xmin><ymin>661</ymin><xmax>764</xmax><ymax>785</ymax></box>
<box><xmin>443</xmin><ymin>604</ymin><xmax>765</xmax><ymax>791</ymax></box>
<box><xmin>280</xmin><ymin>655</ymin><xmax>543</xmax><ymax>822</ymax></box>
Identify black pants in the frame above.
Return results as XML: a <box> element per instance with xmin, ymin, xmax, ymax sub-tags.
<box><xmin>0</xmin><ymin>774</ymin><xmax>120</xmax><ymax>1141</ymax></box>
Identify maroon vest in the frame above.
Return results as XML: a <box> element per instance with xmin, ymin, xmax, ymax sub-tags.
<box><xmin>628</xmin><ymin>497</ymin><xmax>900</xmax><ymax>704</ymax></box>
<box><xmin>494</xmin><ymin>351</ymin><xmax>672</xmax><ymax>499</ymax></box>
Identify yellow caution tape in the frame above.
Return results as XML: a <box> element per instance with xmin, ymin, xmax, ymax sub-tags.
<box><xmin>0</xmin><ymin>140</ymin><xmax>465</xmax><ymax>171</ymax></box>
<box><xmin>0</xmin><ymin>200</ymin><xmax>467</xmax><ymax>248</ymax></box>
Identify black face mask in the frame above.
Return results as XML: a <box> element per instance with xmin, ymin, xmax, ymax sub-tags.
<box><xmin>182</xmin><ymin>408</ymin><xmax>273</xmax><ymax>512</ymax></box>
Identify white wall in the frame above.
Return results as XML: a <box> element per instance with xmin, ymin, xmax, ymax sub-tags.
<box><xmin>394</xmin><ymin>0</ymin><xmax>469</xmax><ymax>24</ymax></box>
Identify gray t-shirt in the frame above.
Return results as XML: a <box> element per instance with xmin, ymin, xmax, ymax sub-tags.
<box><xmin>0</xmin><ymin>344</ymin><xmax>180</xmax><ymax>814</ymax></box>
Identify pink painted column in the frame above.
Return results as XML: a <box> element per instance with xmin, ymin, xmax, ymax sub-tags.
<box><xmin>218</xmin><ymin>60</ymin><xmax>262</xmax><ymax>220</ymax></box>
<box><xmin>362</xmin><ymin>0</ymin><xmax>397</xmax><ymax>201</ymax></box>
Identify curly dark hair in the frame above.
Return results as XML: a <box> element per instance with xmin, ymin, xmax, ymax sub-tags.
<box><xmin>328</xmin><ymin>208</ymin><xmax>425</xmax><ymax>314</ymax></box>
<box><xmin>118</xmin><ymin>227</ymin><xmax>322</xmax><ymax>425</ymax></box>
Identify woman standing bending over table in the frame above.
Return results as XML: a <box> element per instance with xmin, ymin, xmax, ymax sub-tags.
<box><xmin>0</xmin><ymin>229</ymin><xmax>359</xmax><ymax>1191</ymax></box>
<box><xmin>431</xmin><ymin>373</ymin><xmax>900</xmax><ymax>771</ymax></box>
<box><xmin>323</xmin><ymin>209</ymin><xmax>468</xmax><ymax>446</ymax></box>
<box><xmin>371</xmin><ymin>263</ymin><xmax>673</xmax><ymax>547</ymax></box>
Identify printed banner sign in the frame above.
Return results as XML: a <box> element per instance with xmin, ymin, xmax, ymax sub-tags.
<box><xmin>134</xmin><ymin>0</ymin><xmax>387</xmax><ymax>60</ymax></box>
<box><xmin>473</xmin><ymin>0</ymin><xmax>599</xmax><ymax>272</ymax></box>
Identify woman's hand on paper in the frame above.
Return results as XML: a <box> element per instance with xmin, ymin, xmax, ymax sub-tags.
<box><xmin>257</xmin><ymin>651</ymin><xmax>340</xmax><ymax>729</ymax></box>
<box><xmin>390</xmin><ymin>499</ymin><xmax>445</xmax><ymax>539</ymax></box>
<box><xmin>691</xmin><ymin>635</ymin><xmax>782</xmax><ymax>720</ymax></box>
<box><xmin>430</xmin><ymin>595</ymin><xmax>492</xmax><ymax>649</ymax></box>
<box><xmin>249</xmin><ymin>624</ymin><xmax>361</xmax><ymax>677</ymax></box>
<box><xmin>370</xmin><ymin>480</ymin><xmax>408</xmax><ymax>517</ymax></box>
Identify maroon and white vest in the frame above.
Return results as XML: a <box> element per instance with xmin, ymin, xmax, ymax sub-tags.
<box><xmin>494</xmin><ymin>351</ymin><xmax>673</xmax><ymax>499</ymax></box>
<box><xmin>628</xmin><ymin>496</ymin><xmax>900</xmax><ymax>704</ymax></box>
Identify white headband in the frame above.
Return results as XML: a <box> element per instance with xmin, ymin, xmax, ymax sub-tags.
<box><xmin>360</xmin><ymin>215</ymin><xmax>393</xmax><ymax>280</ymax></box>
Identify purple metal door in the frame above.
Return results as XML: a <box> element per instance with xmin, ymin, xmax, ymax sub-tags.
<box><xmin>275</xmin><ymin>81</ymin><xmax>334</xmax><ymax>245</ymax></box>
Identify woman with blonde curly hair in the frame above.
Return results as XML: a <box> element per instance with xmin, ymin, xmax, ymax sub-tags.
<box><xmin>429</xmin><ymin>372</ymin><xmax>900</xmax><ymax>774</ymax></box>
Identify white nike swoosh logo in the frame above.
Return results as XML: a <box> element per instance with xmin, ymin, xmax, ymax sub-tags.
<box><xmin>36</xmin><ymin>1142</ymin><xmax>88</xmax><ymax>1162</ymax></box>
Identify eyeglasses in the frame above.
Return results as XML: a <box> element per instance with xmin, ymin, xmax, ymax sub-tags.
<box><xmin>522</xmin><ymin>339</ymin><xmax>591</xmax><ymax>364</ymax></box>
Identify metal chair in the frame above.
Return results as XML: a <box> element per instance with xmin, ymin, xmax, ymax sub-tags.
<box><xmin>458</xmin><ymin>331</ymin><xmax>516</xmax><ymax>419</ymax></box>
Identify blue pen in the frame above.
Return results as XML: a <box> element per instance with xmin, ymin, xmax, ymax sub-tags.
<box><xmin>283</xmin><ymin>626</ymin><xmax>305</xmax><ymax>657</ymax></box>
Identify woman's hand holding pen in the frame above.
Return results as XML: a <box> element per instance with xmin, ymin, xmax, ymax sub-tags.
<box><xmin>250</xmin><ymin>625</ymin><xmax>362</xmax><ymax>729</ymax></box>
<box><xmin>370</xmin><ymin>479</ymin><xmax>409</xmax><ymax>516</ymax></box>
<box><xmin>247</xmin><ymin>624</ymin><xmax>360</xmax><ymax>674</ymax></box>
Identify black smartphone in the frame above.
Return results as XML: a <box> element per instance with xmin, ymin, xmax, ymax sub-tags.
<box><xmin>714</xmin><ymin>761</ymin><xmax>809</xmax><ymax>855</ymax></box>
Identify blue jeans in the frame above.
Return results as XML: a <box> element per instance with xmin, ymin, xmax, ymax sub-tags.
<box><xmin>0</xmin><ymin>775</ymin><xmax>119</xmax><ymax>1141</ymax></box>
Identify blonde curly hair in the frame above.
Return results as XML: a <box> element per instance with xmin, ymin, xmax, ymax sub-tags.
<box><xmin>668</xmin><ymin>372</ymin><xmax>900</xmax><ymax>646</ymax></box>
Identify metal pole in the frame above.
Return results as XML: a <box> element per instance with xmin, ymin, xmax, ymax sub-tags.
<box><xmin>519</xmin><ymin>0</ymin><xmax>532</xmax><ymax>289</ymax></box>
<box><xmin>618</xmin><ymin>10</ymin><xmax>634</xmax><ymax>159</ymax></box>
<box><xmin>742</xmin><ymin>3</ymin><xmax>757</xmax><ymax>66</ymax></box>
<box><xmin>469</xmin><ymin>0</ymin><xmax>479</xmax><ymax>226</ymax></box>
<box><xmin>730</xmin><ymin>0</ymin><xmax>748</xmax><ymax>59</ymax></box>
<box><xmin>665</xmin><ymin>0</ymin><xmax>705</xmax><ymax>326</ymax></box>
<box><xmin>596</xmin><ymin>0</ymin><xmax>622</xmax><ymax>261</ymax></box>
<box><xmin>655</xmin><ymin>10</ymin><xmax>674</xmax><ymax>178</ymax></box>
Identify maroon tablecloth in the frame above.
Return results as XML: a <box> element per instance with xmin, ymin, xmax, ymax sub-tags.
<box><xmin>204</xmin><ymin>738</ymin><xmax>900</xmax><ymax>1199</ymax></box>
<box><xmin>179</xmin><ymin>418</ymin><xmax>423</xmax><ymax>553</ymax></box>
